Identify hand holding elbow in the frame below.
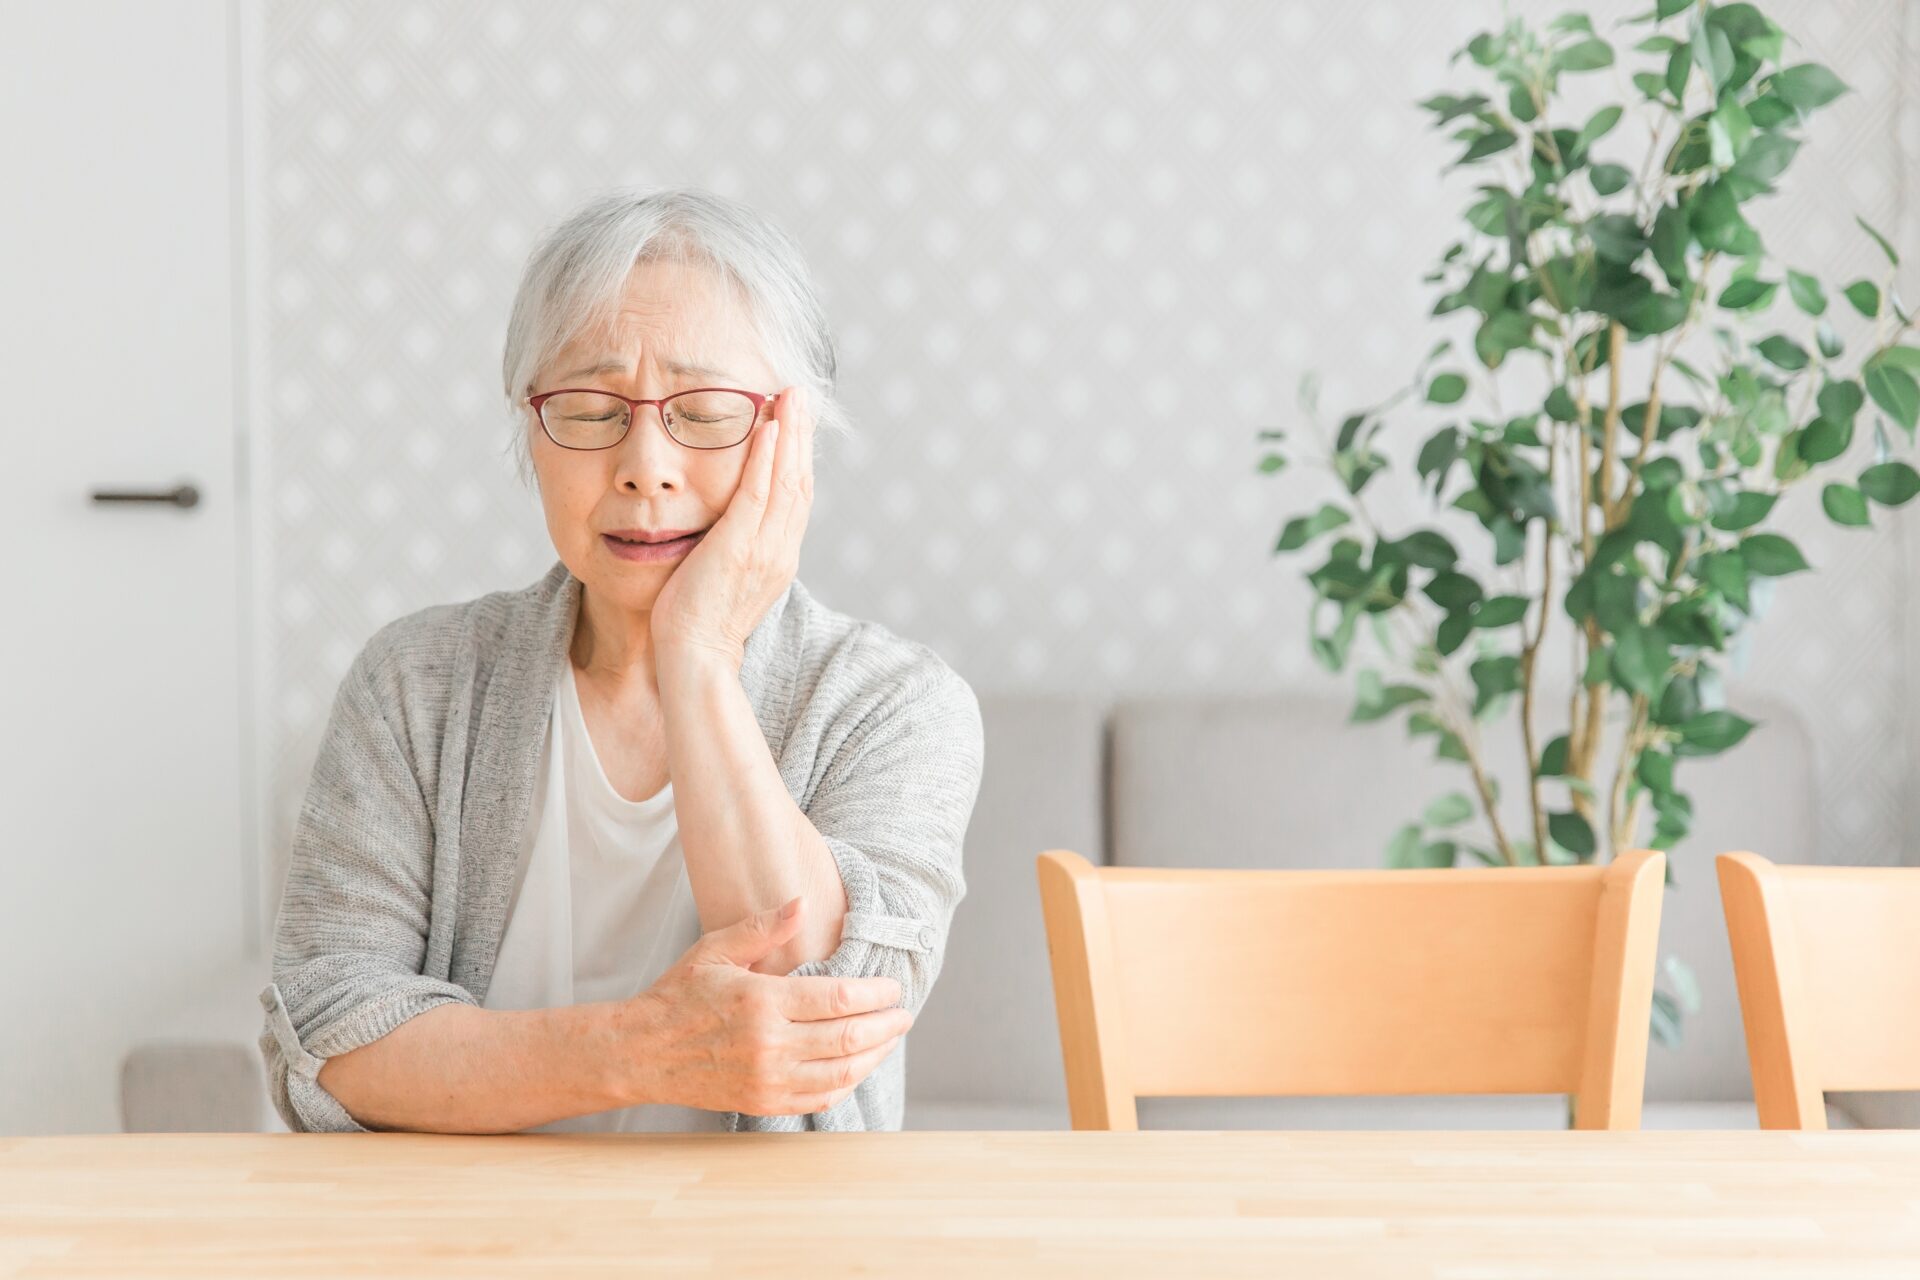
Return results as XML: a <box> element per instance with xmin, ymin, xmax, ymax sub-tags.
<box><xmin>617</xmin><ymin>896</ymin><xmax>912</xmax><ymax>1116</ymax></box>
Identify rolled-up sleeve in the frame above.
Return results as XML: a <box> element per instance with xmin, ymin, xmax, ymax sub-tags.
<box><xmin>791</xmin><ymin>658</ymin><xmax>983</xmax><ymax>1009</ymax></box>
<box><xmin>729</xmin><ymin>648</ymin><xmax>985</xmax><ymax>1134</ymax></box>
<box><xmin>258</xmin><ymin>645</ymin><xmax>476</xmax><ymax>1133</ymax></box>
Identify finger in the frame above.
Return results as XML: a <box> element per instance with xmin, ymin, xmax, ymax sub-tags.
<box><xmin>690</xmin><ymin>895</ymin><xmax>803</xmax><ymax>968</ymax></box>
<box><xmin>758</xmin><ymin>384</ymin><xmax>800</xmax><ymax>540</ymax></box>
<box><xmin>775</xmin><ymin>973</ymin><xmax>905</xmax><ymax>1021</ymax></box>
<box><xmin>782</xmin><ymin>387</ymin><xmax>815</xmax><ymax>547</ymax></box>
<box><xmin>787</xmin><ymin>1006</ymin><xmax>914</xmax><ymax>1062</ymax></box>
<box><xmin>722</xmin><ymin>404</ymin><xmax>781</xmax><ymax>532</ymax></box>
<box><xmin>784</xmin><ymin>1036</ymin><xmax>902</xmax><ymax>1097</ymax></box>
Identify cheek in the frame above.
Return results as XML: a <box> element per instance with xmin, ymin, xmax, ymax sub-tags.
<box><xmin>695</xmin><ymin>453</ymin><xmax>752</xmax><ymax>511</ymax></box>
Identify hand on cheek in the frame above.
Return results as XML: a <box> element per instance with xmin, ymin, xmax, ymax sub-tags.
<box><xmin>650</xmin><ymin>385</ymin><xmax>815</xmax><ymax>668</ymax></box>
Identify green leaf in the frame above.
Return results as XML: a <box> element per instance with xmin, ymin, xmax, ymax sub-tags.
<box><xmin>1576</xmin><ymin>104</ymin><xmax>1623</xmax><ymax>151</ymax></box>
<box><xmin>1709</xmin><ymin>98</ymin><xmax>1753</xmax><ymax>167</ymax></box>
<box><xmin>1422</xmin><ymin>792</ymin><xmax>1476</xmax><ymax>827</ymax></box>
<box><xmin>1859</xmin><ymin>462</ymin><xmax>1920</xmax><ymax>507</ymax></box>
<box><xmin>1716</xmin><ymin>277</ymin><xmax>1775</xmax><ymax>310</ymax></box>
<box><xmin>1857</xmin><ymin>214</ymin><xmax>1900</xmax><ymax>267</ymax></box>
<box><xmin>1676</xmin><ymin>709</ymin><xmax>1756</xmax><ymax>756</ymax></box>
<box><xmin>1698</xmin><ymin>549</ymin><xmax>1750</xmax><ymax>611</ymax></box>
<box><xmin>1799</xmin><ymin>417</ymin><xmax>1852</xmax><ymax>464</ymax></box>
<box><xmin>1756</xmin><ymin>335</ymin><xmax>1809</xmax><ymax>371</ymax></box>
<box><xmin>1821</xmin><ymin>483</ymin><xmax>1870</xmax><ymax>527</ymax></box>
<box><xmin>1816</xmin><ymin>321</ymin><xmax>1842</xmax><ymax>360</ymax></box>
<box><xmin>1691</xmin><ymin>22</ymin><xmax>1734</xmax><ymax>92</ymax></box>
<box><xmin>1726</xmin><ymin>132</ymin><xmax>1799</xmax><ymax>199</ymax></box>
<box><xmin>1424</xmin><ymin>570</ymin><xmax>1482</xmax><ymax>612</ymax></box>
<box><xmin>1385</xmin><ymin>822</ymin><xmax>1424</xmax><ymax>869</ymax></box>
<box><xmin>1276</xmin><ymin>504</ymin><xmax>1349</xmax><ymax>552</ymax></box>
<box><xmin>1540</xmin><ymin>734</ymin><xmax>1570</xmax><ymax>777</ymax></box>
<box><xmin>1470</xmin><ymin>654</ymin><xmax>1521</xmax><ymax>715</ymax></box>
<box><xmin>1689</xmin><ymin>180</ymin><xmax>1747</xmax><ymax>252</ymax></box>
<box><xmin>1664</xmin><ymin>953</ymin><xmax>1703</xmax><ymax>1012</ymax></box>
<box><xmin>1865</xmin><ymin>362</ymin><xmax>1920</xmax><ymax>433</ymax></box>
<box><xmin>1589</xmin><ymin>163</ymin><xmax>1632</xmax><ymax>196</ymax></box>
<box><xmin>1768</xmin><ymin>63</ymin><xmax>1849</xmax><ymax>113</ymax></box>
<box><xmin>1651</xmin><ymin>991</ymin><xmax>1682</xmax><ymax>1048</ymax></box>
<box><xmin>1548</xmin><ymin>811</ymin><xmax>1597</xmax><ymax>858</ymax></box>
<box><xmin>1818</xmin><ymin>379</ymin><xmax>1865</xmax><ymax>425</ymax></box>
<box><xmin>1472</xmin><ymin>595</ymin><xmax>1530</xmax><ymax>628</ymax></box>
<box><xmin>1663</xmin><ymin>44</ymin><xmax>1691</xmax><ymax>100</ymax></box>
<box><xmin>1786</xmin><ymin>270</ymin><xmax>1827</xmax><ymax>316</ymax></box>
<box><xmin>1458</xmin><ymin>129</ymin><xmax>1517</xmax><ymax>164</ymax></box>
<box><xmin>1740</xmin><ymin>533</ymin><xmax>1810</xmax><ymax>576</ymax></box>
<box><xmin>1419</xmin><ymin>92</ymin><xmax>1492</xmax><ymax>123</ymax></box>
<box><xmin>1258</xmin><ymin>453</ymin><xmax>1287</xmax><ymax>474</ymax></box>
<box><xmin>1611</xmin><ymin>624</ymin><xmax>1672</xmax><ymax>697</ymax></box>
<box><xmin>1556</xmin><ymin>37</ymin><xmax>1615</xmax><ymax>72</ymax></box>
<box><xmin>1427</xmin><ymin>372</ymin><xmax>1468</xmax><ymax>404</ymax></box>
<box><xmin>1638</xmin><ymin>749</ymin><xmax>1675</xmax><ymax>794</ymax></box>
<box><xmin>1589</xmin><ymin>213</ymin><xmax>1646</xmax><ymax>264</ymax></box>
<box><xmin>1382</xmin><ymin>530</ymin><xmax>1458</xmax><ymax>571</ymax></box>
<box><xmin>1624</xmin><ymin>291</ymin><xmax>1688</xmax><ymax>336</ymax></box>
<box><xmin>1843</xmin><ymin>279</ymin><xmax>1881</xmax><ymax>318</ymax></box>
<box><xmin>1709</xmin><ymin>490</ymin><xmax>1776</xmax><ymax>531</ymax></box>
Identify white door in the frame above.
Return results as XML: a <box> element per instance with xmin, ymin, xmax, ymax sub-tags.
<box><xmin>0</xmin><ymin>0</ymin><xmax>254</xmax><ymax>1134</ymax></box>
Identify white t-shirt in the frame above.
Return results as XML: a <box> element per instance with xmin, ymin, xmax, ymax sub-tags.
<box><xmin>482</xmin><ymin>659</ymin><xmax>730</xmax><ymax>1133</ymax></box>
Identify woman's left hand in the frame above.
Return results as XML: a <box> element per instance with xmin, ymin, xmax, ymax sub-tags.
<box><xmin>650</xmin><ymin>384</ymin><xmax>814</xmax><ymax>670</ymax></box>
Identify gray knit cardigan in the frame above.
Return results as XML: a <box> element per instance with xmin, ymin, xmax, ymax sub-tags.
<box><xmin>259</xmin><ymin>557</ymin><xmax>984</xmax><ymax>1134</ymax></box>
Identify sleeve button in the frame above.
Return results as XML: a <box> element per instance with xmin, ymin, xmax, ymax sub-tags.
<box><xmin>917</xmin><ymin>925</ymin><xmax>936</xmax><ymax>948</ymax></box>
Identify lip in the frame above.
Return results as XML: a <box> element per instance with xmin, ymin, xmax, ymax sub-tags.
<box><xmin>601</xmin><ymin>529</ymin><xmax>704</xmax><ymax>563</ymax></box>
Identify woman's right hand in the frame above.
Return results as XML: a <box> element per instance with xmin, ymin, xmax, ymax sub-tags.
<box><xmin>615</xmin><ymin>896</ymin><xmax>914</xmax><ymax>1116</ymax></box>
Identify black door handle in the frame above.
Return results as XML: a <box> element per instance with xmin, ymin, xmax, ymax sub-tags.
<box><xmin>91</xmin><ymin>483</ymin><xmax>201</xmax><ymax>509</ymax></box>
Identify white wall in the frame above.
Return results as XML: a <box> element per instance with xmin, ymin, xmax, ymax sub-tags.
<box><xmin>254</xmin><ymin>0</ymin><xmax>1918</xmax><ymax>929</ymax></box>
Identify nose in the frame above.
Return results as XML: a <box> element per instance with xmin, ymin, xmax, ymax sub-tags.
<box><xmin>611</xmin><ymin>401</ymin><xmax>686</xmax><ymax>491</ymax></box>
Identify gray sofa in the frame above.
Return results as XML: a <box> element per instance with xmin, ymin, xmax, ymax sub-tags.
<box><xmin>124</xmin><ymin>691</ymin><xmax>1874</xmax><ymax>1132</ymax></box>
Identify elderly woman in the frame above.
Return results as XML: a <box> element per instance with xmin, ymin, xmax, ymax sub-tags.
<box><xmin>257</xmin><ymin>187</ymin><xmax>985</xmax><ymax>1135</ymax></box>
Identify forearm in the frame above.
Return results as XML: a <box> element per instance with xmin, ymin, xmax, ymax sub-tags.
<box><xmin>658</xmin><ymin>647</ymin><xmax>848</xmax><ymax>973</ymax></box>
<box><xmin>313</xmin><ymin>998</ymin><xmax>642</xmax><ymax>1134</ymax></box>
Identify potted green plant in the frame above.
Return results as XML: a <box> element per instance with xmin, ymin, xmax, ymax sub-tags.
<box><xmin>1257</xmin><ymin>0</ymin><xmax>1916</xmax><ymax>1049</ymax></box>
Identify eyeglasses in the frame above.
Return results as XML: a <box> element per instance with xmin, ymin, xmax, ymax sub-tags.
<box><xmin>525</xmin><ymin>387</ymin><xmax>777</xmax><ymax>451</ymax></box>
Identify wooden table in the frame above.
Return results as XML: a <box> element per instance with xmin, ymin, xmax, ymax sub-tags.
<box><xmin>4</xmin><ymin>1130</ymin><xmax>1920</xmax><ymax>1277</ymax></box>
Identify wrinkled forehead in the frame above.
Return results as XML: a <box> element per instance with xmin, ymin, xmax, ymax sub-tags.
<box><xmin>555</xmin><ymin>255</ymin><xmax>770</xmax><ymax>379</ymax></box>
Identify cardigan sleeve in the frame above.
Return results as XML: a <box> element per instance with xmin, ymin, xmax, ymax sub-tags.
<box><xmin>729</xmin><ymin>643</ymin><xmax>986</xmax><ymax>1133</ymax></box>
<box><xmin>257</xmin><ymin>642</ymin><xmax>477</xmax><ymax>1133</ymax></box>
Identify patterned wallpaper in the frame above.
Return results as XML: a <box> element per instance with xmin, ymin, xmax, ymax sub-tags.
<box><xmin>251</xmin><ymin>0</ymin><xmax>1917</xmax><ymax>932</ymax></box>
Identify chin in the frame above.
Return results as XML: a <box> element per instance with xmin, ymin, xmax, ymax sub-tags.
<box><xmin>562</xmin><ymin>547</ymin><xmax>663</xmax><ymax>600</ymax></box>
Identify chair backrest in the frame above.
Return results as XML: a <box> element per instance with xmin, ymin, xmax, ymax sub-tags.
<box><xmin>1717</xmin><ymin>851</ymin><xmax>1920</xmax><ymax>1130</ymax></box>
<box><xmin>1036</xmin><ymin>847</ymin><xmax>1666</xmax><ymax>1131</ymax></box>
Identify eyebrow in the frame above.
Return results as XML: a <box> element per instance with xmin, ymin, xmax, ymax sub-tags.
<box><xmin>555</xmin><ymin>357</ymin><xmax>739</xmax><ymax>383</ymax></box>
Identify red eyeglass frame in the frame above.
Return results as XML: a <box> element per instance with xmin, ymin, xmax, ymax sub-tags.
<box><xmin>524</xmin><ymin>386</ymin><xmax>779</xmax><ymax>451</ymax></box>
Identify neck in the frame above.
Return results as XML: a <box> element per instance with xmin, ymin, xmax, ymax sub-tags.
<box><xmin>570</xmin><ymin>585</ymin><xmax>657</xmax><ymax>688</ymax></box>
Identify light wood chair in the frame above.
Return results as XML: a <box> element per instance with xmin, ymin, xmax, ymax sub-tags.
<box><xmin>1717</xmin><ymin>851</ymin><xmax>1920</xmax><ymax>1130</ymax></box>
<box><xmin>1036</xmin><ymin>847</ymin><xmax>1666</xmax><ymax>1131</ymax></box>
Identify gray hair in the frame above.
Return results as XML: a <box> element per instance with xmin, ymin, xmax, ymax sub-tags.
<box><xmin>499</xmin><ymin>185</ymin><xmax>850</xmax><ymax>489</ymax></box>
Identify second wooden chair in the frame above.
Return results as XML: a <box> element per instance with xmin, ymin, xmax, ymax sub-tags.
<box><xmin>1718</xmin><ymin>851</ymin><xmax>1920</xmax><ymax>1129</ymax></box>
<box><xmin>1036</xmin><ymin>847</ymin><xmax>1666</xmax><ymax>1130</ymax></box>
